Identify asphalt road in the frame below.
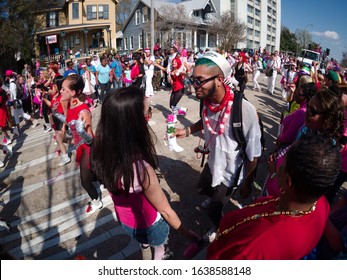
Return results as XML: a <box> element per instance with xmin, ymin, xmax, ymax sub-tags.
<box><xmin>0</xmin><ymin>73</ymin><xmax>330</xmax><ymax>260</ymax></box>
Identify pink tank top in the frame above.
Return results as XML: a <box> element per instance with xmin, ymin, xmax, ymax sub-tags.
<box><xmin>110</xmin><ymin>161</ymin><xmax>158</xmax><ymax>229</ymax></box>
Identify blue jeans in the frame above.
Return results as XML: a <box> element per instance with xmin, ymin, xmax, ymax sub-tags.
<box><xmin>120</xmin><ymin>217</ymin><xmax>170</xmax><ymax>246</ymax></box>
<box><xmin>113</xmin><ymin>76</ymin><xmax>122</xmax><ymax>89</ymax></box>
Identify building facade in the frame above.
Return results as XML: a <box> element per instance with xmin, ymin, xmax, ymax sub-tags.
<box><xmin>34</xmin><ymin>0</ymin><xmax>118</xmax><ymax>60</ymax></box>
<box><xmin>215</xmin><ymin>0</ymin><xmax>281</xmax><ymax>52</ymax></box>
<box><xmin>121</xmin><ymin>0</ymin><xmax>219</xmax><ymax>53</ymax></box>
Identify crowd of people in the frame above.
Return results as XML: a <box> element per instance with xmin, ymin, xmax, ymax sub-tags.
<box><xmin>0</xmin><ymin>44</ymin><xmax>346</xmax><ymax>260</ymax></box>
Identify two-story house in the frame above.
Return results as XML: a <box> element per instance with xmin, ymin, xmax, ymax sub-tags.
<box><xmin>121</xmin><ymin>0</ymin><xmax>218</xmax><ymax>53</ymax></box>
<box><xmin>34</xmin><ymin>0</ymin><xmax>118</xmax><ymax>60</ymax></box>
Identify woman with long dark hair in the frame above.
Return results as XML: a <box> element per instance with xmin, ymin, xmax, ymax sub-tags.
<box><xmin>91</xmin><ymin>86</ymin><xmax>199</xmax><ymax>260</ymax></box>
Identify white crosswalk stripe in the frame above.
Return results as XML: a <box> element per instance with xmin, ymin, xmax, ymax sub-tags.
<box><xmin>0</xmin><ymin>122</ymin><xmax>141</xmax><ymax>260</ymax></box>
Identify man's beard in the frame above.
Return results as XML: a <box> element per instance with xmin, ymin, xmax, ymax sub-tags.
<box><xmin>207</xmin><ymin>81</ymin><xmax>216</xmax><ymax>99</ymax></box>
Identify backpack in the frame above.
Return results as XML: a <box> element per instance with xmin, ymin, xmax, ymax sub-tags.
<box><xmin>231</xmin><ymin>91</ymin><xmax>265</xmax><ymax>188</ymax></box>
<box><xmin>90</xmin><ymin>72</ymin><xmax>96</xmax><ymax>87</ymax></box>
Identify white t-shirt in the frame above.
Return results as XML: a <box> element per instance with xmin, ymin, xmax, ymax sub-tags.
<box><xmin>204</xmin><ymin>99</ymin><xmax>262</xmax><ymax>187</ymax></box>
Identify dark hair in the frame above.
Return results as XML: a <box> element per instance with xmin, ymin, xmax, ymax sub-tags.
<box><xmin>312</xmin><ymin>89</ymin><xmax>345</xmax><ymax>141</ymax></box>
<box><xmin>299</xmin><ymin>82</ymin><xmax>317</xmax><ymax>101</ymax></box>
<box><xmin>285</xmin><ymin>133</ymin><xmax>341</xmax><ymax>202</ymax></box>
<box><xmin>64</xmin><ymin>74</ymin><xmax>85</xmax><ymax>101</ymax></box>
<box><xmin>53</xmin><ymin>75</ymin><xmax>64</xmax><ymax>92</ymax></box>
<box><xmin>91</xmin><ymin>86</ymin><xmax>158</xmax><ymax>195</ymax></box>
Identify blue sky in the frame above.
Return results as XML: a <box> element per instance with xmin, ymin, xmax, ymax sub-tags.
<box><xmin>166</xmin><ymin>0</ymin><xmax>346</xmax><ymax>62</ymax></box>
<box><xmin>281</xmin><ymin>0</ymin><xmax>346</xmax><ymax>62</ymax></box>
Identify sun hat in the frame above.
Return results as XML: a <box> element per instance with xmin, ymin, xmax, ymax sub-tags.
<box><xmin>201</xmin><ymin>51</ymin><xmax>232</xmax><ymax>77</ymax></box>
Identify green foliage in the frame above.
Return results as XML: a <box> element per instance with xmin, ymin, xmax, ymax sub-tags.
<box><xmin>0</xmin><ymin>0</ymin><xmax>40</xmax><ymax>62</ymax></box>
<box><xmin>280</xmin><ymin>26</ymin><xmax>298</xmax><ymax>53</ymax></box>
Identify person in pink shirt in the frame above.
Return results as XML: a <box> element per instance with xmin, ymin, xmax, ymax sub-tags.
<box><xmin>91</xmin><ymin>86</ymin><xmax>200</xmax><ymax>260</ymax></box>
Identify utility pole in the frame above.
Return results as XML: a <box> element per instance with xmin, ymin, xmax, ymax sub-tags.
<box><xmin>151</xmin><ymin>0</ymin><xmax>155</xmax><ymax>54</ymax></box>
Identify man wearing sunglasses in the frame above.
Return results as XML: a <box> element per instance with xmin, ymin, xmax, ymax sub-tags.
<box><xmin>173</xmin><ymin>51</ymin><xmax>262</xmax><ymax>237</ymax></box>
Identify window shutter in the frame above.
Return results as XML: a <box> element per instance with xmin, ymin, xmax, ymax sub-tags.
<box><xmin>56</xmin><ymin>12</ymin><xmax>59</xmax><ymax>27</ymax></box>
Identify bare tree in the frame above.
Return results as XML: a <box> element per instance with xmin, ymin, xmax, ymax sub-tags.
<box><xmin>207</xmin><ymin>11</ymin><xmax>246</xmax><ymax>52</ymax></box>
<box><xmin>116</xmin><ymin>0</ymin><xmax>135</xmax><ymax>30</ymax></box>
<box><xmin>156</xmin><ymin>4</ymin><xmax>196</xmax><ymax>49</ymax></box>
<box><xmin>295</xmin><ymin>29</ymin><xmax>312</xmax><ymax>50</ymax></box>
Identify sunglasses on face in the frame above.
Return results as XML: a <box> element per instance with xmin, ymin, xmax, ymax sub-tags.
<box><xmin>307</xmin><ymin>105</ymin><xmax>323</xmax><ymax>116</ymax></box>
<box><xmin>189</xmin><ymin>75</ymin><xmax>219</xmax><ymax>88</ymax></box>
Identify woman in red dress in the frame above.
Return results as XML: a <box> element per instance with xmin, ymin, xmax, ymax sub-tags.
<box><xmin>58</xmin><ymin>74</ymin><xmax>102</xmax><ymax>215</ymax></box>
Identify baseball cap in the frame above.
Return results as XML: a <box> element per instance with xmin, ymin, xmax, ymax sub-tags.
<box><xmin>5</xmin><ymin>70</ymin><xmax>13</xmax><ymax>77</ymax></box>
<box><xmin>201</xmin><ymin>51</ymin><xmax>232</xmax><ymax>77</ymax></box>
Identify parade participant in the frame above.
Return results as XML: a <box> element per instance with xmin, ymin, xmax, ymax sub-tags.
<box><xmin>91</xmin><ymin>86</ymin><xmax>200</xmax><ymax>260</ymax></box>
<box><xmin>144</xmin><ymin>48</ymin><xmax>155</xmax><ymax>97</ymax></box>
<box><xmin>169</xmin><ymin>57</ymin><xmax>187</xmax><ymax>119</ymax></box>
<box><xmin>232</xmin><ymin>52</ymin><xmax>252</xmax><ymax>93</ymax></box>
<box><xmin>42</xmin><ymin>76</ymin><xmax>70</xmax><ymax>166</ymax></box>
<box><xmin>265</xmin><ymin>50</ymin><xmax>281</xmax><ymax>95</ymax></box>
<box><xmin>276</xmin><ymin>82</ymin><xmax>317</xmax><ymax>149</ymax></box>
<box><xmin>131</xmin><ymin>52</ymin><xmax>145</xmax><ymax>89</ymax></box>
<box><xmin>95</xmin><ymin>58</ymin><xmax>112</xmax><ymax>103</ymax></box>
<box><xmin>207</xmin><ymin>133</ymin><xmax>341</xmax><ymax>260</ymax></box>
<box><xmin>7</xmin><ymin>71</ymin><xmax>38</xmax><ymax>133</ymax></box>
<box><xmin>174</xmin><ymin>51</ymin><xmax>262</xmax><ymax>231</ymax></box>
<box><xmin>111</xmin><ymin>53</ymin><xmax>123</xmax><ymax>89</ymax></box>
<box><xmin>81</xmin><ymin>64</ymin><xmax>96</xmax><ymax>109</ymax></box>
<box><xmin>266</xmin><ymin>89</ymin><xmax>345</xmax><ymax>197</ymax></box>
<box><xmin>63</xmin><ymin>60</ymin><xmax>78</xmax><ymax>78</ymax></box>
<box><xmin>0</xmin><ymin>79</ymin><xmax>13</xmax><ymax>149</ymax></box>
<box><xmin>251</xmin><ymin>54</ymin><xmax>263</xmax><ymax>91</ymax></box>
<box><xmin>56</xmin><ymin>74</ymin><xmax>102</xmax><ymax>214</ymax></box>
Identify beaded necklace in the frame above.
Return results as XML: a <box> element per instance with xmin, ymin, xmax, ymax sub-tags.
<box><xmin>203</xmin><ymin>89</ymin><xmax>234</xmax><ymax>135</ymax></box>
<box><xmin>214</xmin><ymin>197</ymin><xmax>317</xmax><ymax>241</ymax></box>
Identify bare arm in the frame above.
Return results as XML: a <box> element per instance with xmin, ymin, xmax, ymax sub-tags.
<box><xmin>174</xmin><ymin>119</ymin><xmax>203</xmax><ymax>139</ymax></box>
<box><xmin>143</xmin><ymin>166</ymin><xmax>199</xmax><ymax>240</ymax></box>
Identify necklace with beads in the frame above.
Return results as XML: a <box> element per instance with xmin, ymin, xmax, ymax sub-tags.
<box><xmin>214</xmin><ymin>197</ymin><xmax>317</xmax><ymax>241</ymax></box>
<box><xmin>203</xmin><ymin>89</ymin><xmax>234</xmax><ymax>135</ymax></box>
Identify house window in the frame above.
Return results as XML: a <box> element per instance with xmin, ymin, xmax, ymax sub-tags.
<box><xmin>70</xmin><ymin>35</ymin><xmax>74</xmax><ymax>48</ymax></box>
<box><xmin>255</xmin><ymin>30</ymin><xmax>260</xmax><ymax>37</ymax></box>
<box><xmin>124</xmin><ymin>37</ymin><xmax>128</xmax><ymax>50</ymax></box>
<box><xmin>255</xmin><ymin>19</ymin><xmax>260</xmax><ymax>27</ymax></box>
<box><xmin>47</xmin><ymin>12</ymin><xmax>58</xmax><ymax>27</ymax></box>
<box><xmin>87</xmin><ymin>5</ymin><xmax>97</xmax><ymax>20</ymax></box>
<box><xmin>272</xmin><ymin>18</ymin><xmax>276</xmax><ymax>25</ymax></box>
<box><xmin>135</xmin><ymin>10</ymin><xmax>140</xmax><ymax>25</ymax></box>
<box><xmin>130</xmin><ymin>36</ymin><xmax>134</xmax><ymax>50</ymax></box>
<box><xmin>255</xmin><ymin>9</ymin><xmax>260</xmax><ymax>16</ymax></box>
<box><xmin>193</xmin><ymin>10</ymin><xmax>200</xmax><ymax>17</ymax></box>
<box><xmin>75</xmin><ymin>33</ymin><xmax>80</xmax><ymax>45</ymax></box>
<box><xmin>247</xmin><ymin>28</ymin><xmax>253</xmax><ymax>36</ymax></box>
<box><xmin>143</xmin><ymin>7</ymin><xmax>148</xmax><ymax>23</ymax></box>
<box><xmin>72</xmin><ymin>3</ymin><xmax>79</xmax><ymax>19</ymax></box>
<box><xmin>139</xmin><ymin>34</ymin><xmax>143</xmax><ymax>49</ymax></box>
<box><xmin>99</xmin><ymin>5</ymin><xmax>109</xmax><ymax>19</ymax></box>
<box><xmin>267</xmin><ymin>25</ymin><xmax>271</xmax><ymax>32</ymax></box>
<box><xmin>247</xmin><ymin>5</ymin><xmax>254</xmax><ymax>13</ymax></box>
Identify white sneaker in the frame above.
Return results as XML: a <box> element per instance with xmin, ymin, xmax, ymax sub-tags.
<box><xmin>58</xmin><ymin>154</ymin><xmax>71</xmax><ymax>166</ymax></box>
<box><xmin>44</xmin><ymin>124</ymin><xmax>52</xmax><ymax>132</ymax></box>
<box><xmin>86</xmin><ymin>199</ymin><xmax>103</xmax><ymax>215</ymax></box>
<box><xmin>31</xmin><ymin>119</ymin><xmax>38</xmax><ymax>128</ymax></box>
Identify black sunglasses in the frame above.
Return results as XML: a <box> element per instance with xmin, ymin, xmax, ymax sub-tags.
<box><xmin>189</xmin><ymin>75</ymin><xmax>219</xmax><ymax>88</ymax></box>
<box><xmin>307</xmin><ymin>105</ymin><xmax>323</xmax><ymax>116</ymax></box>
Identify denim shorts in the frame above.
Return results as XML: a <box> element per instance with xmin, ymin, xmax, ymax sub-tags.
<box><xmin>120</xmin><ymin>217</ymin><xmax>170</xmax><ymax>246</ymax></box>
